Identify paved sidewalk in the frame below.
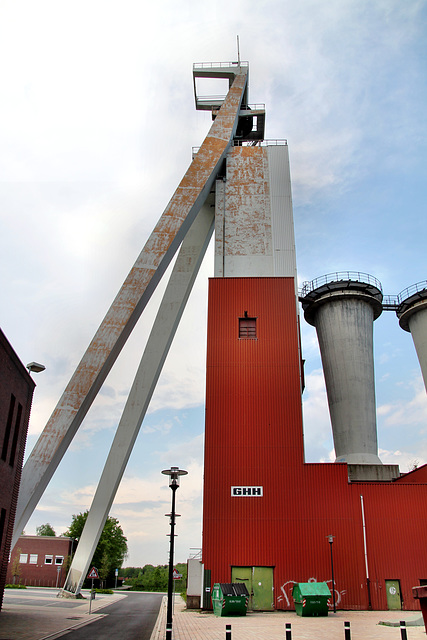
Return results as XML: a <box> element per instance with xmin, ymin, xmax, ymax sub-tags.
<box><xmin>0</xmin><ymin>589</ymin><xmax>425</xmax><ymax>640</ymax></box>
<box><xmin>152</xmin><ymin>596</ymin><xmax>426</xmax><ymax>640</ymax></box>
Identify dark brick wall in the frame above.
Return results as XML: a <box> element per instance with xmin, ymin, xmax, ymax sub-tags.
<box><xmin>0</xmin><ymin>329</ymin><xmax>35</xmax><ymax>608</ymax></box>
<box><xmin>7</xmin><ymin>536</ymin><xmax>73</xmax><ymax>588</ymax></box>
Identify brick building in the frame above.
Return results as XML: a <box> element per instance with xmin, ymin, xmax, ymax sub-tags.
<box><xmin>7</xmin><ymin>535</ymin><xmax>74</xmax><ymax>588</ymax></box>
<box><xmin>0</xmin><ymin>329</ymin><xmax>35</xmax><ymax>609</ymax></box>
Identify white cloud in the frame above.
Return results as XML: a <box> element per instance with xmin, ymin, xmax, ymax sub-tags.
<box><xmin>377</xmin><ymin>378</ymin><xmax>427</xmax><ymax>430</ymax></box>
<box><xmin>302</xmin><ymin>369</ymin><xmax>334</xmax><ymax>462</ymax></box>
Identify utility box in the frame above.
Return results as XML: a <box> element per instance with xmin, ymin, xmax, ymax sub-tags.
<box><xmin>292</xmin><ymin>582</ymin><xmax>331</xmax><ymax>616</ymax></box>
<box><xmin>212</xmin><ymin>583</ymin><xmax>249</xmax><ymax>616</ymax></box>
<box><xmin>187</xmin><ymin>558</ymin><xmax>203</xmax><ymax>609</ymax></box>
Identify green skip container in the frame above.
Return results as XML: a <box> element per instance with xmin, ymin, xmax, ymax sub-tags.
<box><xmin>292</xmin><ymin>582</ymin><xmax>331</xmax><ymax>617</ymax></box>
<box><xmin>212</xmin><ymin>583</ymin><xmax>249</xmax><ymax>616</ymax></box>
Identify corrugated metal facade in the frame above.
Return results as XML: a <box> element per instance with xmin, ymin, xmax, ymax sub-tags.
<box><xmin>202</xmin><ymin>277</ymin><xmax>427</xmax><ymax>611</ymax></box>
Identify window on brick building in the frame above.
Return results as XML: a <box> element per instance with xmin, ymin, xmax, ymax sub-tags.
<box><xmin>9</xmin><ymin>401</ymin><xmax>23</xmax><ymax>467</ymax></box>
<box><xmin>45</xmin><ymin>555</ymin><xmax>53</xmax><ymax>564</ymax></box>
<box><xmin>19</xmin><ymin>553</ymin><xmax>28</xmax><ymax>563</ymax></box>
<box><xmin>0</xmin><ymin>509</ymin><xmax>6</xmax><ymax>549</ymax></box>
<box><xmin>55</xmin><ymin>556</ymin><xmax>64</xmax><ymax>565</ymax></box>
<box><xmin>1</xmin><ymin>394</ymin><xmax>15</xmax><ymax>461</ymax></box>
<box><xmin>239</xmin><ymin>315</ymin><xmax>257</xmax><ymax>339</ymax></box>
<box><xmin>29</xmin><ymin>554</ymin><xmax>38</xmax><ymax>564</ymax></box>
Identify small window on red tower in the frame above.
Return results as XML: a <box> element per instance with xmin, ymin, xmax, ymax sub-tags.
<box><xmin>239</xmin><ymin>315</ymin><xmax>257</xmax><ymax>339</ymax></box>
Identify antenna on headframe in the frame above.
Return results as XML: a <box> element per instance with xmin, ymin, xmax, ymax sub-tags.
<box><xmin>237</xmin><ymin>35</ymin><xmax>241</xmax><ymax>66</ymax></box>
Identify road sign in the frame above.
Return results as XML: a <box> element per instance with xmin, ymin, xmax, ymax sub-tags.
<box><xmin>173</xmin><ymin>568</ymin><xmax>182</xmax><ymax>580</ymax></box>
<box><xmin>87</xmin><ymin>566</ymin><xmax>99</xmax><ymax>579</ymax></box>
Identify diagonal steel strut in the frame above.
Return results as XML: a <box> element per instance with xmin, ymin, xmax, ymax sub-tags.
<box><xmin>12</xmin><ymin>66</ymin><xmax>248</xmax><ymax>549</ymax></box>
<box><xmin>63</xmin><ymin>199</ymin><xmax>214</xmax><ymax>595</ymax></box>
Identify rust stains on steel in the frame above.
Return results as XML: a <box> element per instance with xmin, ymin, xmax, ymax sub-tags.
<box><xmin>13</xmin><ymin>66</ymin><xmax>248</xmax><ymax>543</ymax></box>
<box><xmin>220</xmin><ymin>146</ymin><xmax>273</xmax><ymax>259</ymax></box>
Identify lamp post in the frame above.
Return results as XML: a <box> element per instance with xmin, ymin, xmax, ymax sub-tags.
<box><xmin>327</xmin><ymin>534</ymin><xmax>336</xmax><ymax>613</ymax></box>
<box><xmin>162</xmin><ymin>466</ymin><xmax>187</xmax><ymax>640</ymax></box>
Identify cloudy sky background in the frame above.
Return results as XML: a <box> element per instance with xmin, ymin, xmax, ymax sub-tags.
<box><xmin>1</xmin><ymin>0</ymin><xmax>427</xmax><ymax>567</ymax></box>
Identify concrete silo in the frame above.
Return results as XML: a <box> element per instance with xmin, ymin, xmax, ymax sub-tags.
<box><xmin>301</xmin><ymin>272</ymin><xmax>384</xmax><ymax>467</ymax></box>
<box><xmin>397</xmin><ymin>281</ymin><xmax>427</xmax><ymax>391</ymax></box>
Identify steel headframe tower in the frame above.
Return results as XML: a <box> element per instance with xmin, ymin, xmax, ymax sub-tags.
<box><xmin>12</xmin><ymin>60</ymin><xmax>263</xmax><ymax>595</ymax></box>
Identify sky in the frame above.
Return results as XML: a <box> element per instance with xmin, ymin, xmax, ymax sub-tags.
<box><xmin>1</xmin><ymin>0</ymin><xmax>427</xmax><ymax>568</ymax></box>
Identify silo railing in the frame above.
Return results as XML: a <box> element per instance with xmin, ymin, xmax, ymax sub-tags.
<box><xmin>397</xmin><ymin>280</ymin><xmax>427</xmax><ymax>305</ymax></box>
<box><xmin>300</xmin><ymin>271</ymin><xmax>383</xmax><ymax>299</ymax></box>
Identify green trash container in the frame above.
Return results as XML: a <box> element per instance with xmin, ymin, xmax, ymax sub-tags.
<box><xmin>212</xmin><ymin>583</ymin><xmax>249</xmax><ymax>616</ymax></box>
<box><xmin>292</xmin><ymin>582</ymin><xmax>331</xmax><ymax>616</ymax></box>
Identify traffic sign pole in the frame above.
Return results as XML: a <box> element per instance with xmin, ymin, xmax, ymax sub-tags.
<box><xmin>87</xmin><ymin>567</ymin><xmax>99</xmax><ymax>614</ymax></box>
<box><xmin>89</xmin><ymin>579</ymin><xmax>94</xmax><ymax>614</ymax></box>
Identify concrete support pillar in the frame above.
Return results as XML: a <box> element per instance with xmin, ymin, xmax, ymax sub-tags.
<box><xmin>301</xmin><ymin>274</ymin><xmax>383</xmax><ymax>464</ymax></box>
<box><xmin>397</xmin><ymin>284</ymin><xmax>427</xmax><ymax>392</ymax></box>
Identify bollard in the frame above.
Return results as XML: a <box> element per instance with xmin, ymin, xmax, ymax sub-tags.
<box><xmin>226</xmin><ymin>623</ymin><xmax>232</xmax><ymax>640</ymax></box>
<box><xmin>344</xmin><ymin>621</ymin><xmax>351</xmax><ymax>640</ymax></box>
<box><xmin>285</xmin><ymin>622</ymin><xmax>292</xmax><ymax>640</ymax></box>
<box><xmin>400</xmin><ymin>621</ymin><xmax>407</xmax><ymax>640</ymax></box>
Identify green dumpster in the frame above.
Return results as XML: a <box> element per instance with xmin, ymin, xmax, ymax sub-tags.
<box><xmin>212</xmin><ymin>583</ymin><xmax>249</xmax><ymax>616</ymax></box>
<box><xmin>292</xmin><ymin>582</ymin><xmax>331</xmax><ymax>616</ymax></box>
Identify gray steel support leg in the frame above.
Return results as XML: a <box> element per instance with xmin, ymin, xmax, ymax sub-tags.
<box><xmin>62</xmin><ymin>202</ymin><xmax>214</xmax><ymax>595</ymax></box>
<box><xmin>12</xmin><ymin>67</ymin><xmax>247</xmax><ymax>551</ymax></box>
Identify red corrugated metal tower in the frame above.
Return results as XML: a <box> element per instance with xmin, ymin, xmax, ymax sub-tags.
<box><xmin>201</xmin><ymin>64</ymin><xmax>427</xmax><ymax>613</ymax></box>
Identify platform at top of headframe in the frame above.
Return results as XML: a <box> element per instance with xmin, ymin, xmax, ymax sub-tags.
<box><xmin>193</xmin><ymin>61</ymin><xmax>249</xmax><ymax>110</ymax></box>
<box><xmin>193</xmin><ymin>61</ymin><xmax>265</xmax><ymax>142</ymax></box>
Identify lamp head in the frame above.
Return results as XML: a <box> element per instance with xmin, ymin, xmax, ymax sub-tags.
<box><xmin>162</xmin><ymin>466</ymin><xmax>188</xmax><ymax>488</ymax></box>
<box><xmin>26</xmin><ymin>361</ymin><xmax>46</xmax><ymax>374</ymax></box>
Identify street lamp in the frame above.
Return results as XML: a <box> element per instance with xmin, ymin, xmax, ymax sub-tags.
<box><xmin>162</xmin><ymin>466</ymin><xmax>187</xmax><ymax>640</ymax></box>
<box><xmin>327</xmin><ymin>534</ymin><xmax>336</xmax><ymax>613</ymax></box>
<box><xmin>26</xmin><ymin>361</ymin><xmax>46</xmax><ymax>374</ymax></box>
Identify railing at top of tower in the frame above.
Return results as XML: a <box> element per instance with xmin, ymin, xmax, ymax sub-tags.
<box><xmin>300</xmin><ymin>271</ymin><xmax>383</xmax><ymax>298</ymax></box>
<box><xmin>298</xmin><ymin>275</ymin><xmax>427</xmax><ymax>311</ymax></box>
<box><xmin>192</xmin><ymin>139</ymin><xmax>288</xmax><ymax>158</ymax></box>
<box><xmin>193</xmin><ymin>61</ymin><xmax>249</xmax><ymax>70</ymax></box>
<box><xmin>232</xmin><ymin>139</ymin><xmax>288</xmax><ymax>147</ymax></box>
<box><xmin>195</xmin><ymin>100</ymin><xmax>266</xmax><ymax>109</ymax></box>
<box><xmin>397</xmin><ymin>280</ymin><xmax>427</xmax><ymax>304</ymax></box>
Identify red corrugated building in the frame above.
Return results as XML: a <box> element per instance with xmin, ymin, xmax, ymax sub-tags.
<box><xmin>199</xmin><ymin>112</ymin><xmax>427</xmax><ymax>613</ymax></box>
<box><xmin>202</xmin><ymin>276</ymin><xmax>427</xmax><ymax>612</ymax></box>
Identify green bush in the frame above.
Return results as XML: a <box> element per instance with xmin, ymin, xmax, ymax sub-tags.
<box><xmin>5</xmin><ymin>584</ymin><xmax>26</xmax><ymax>589</ymax></box>
<box><xmin>125</xmin><ymin>563</ymin><xmax>187</xmax><ymax>594</ymax></box>
<box><xmin>94</xmin><ymin>588</ymin><xmax>114</xmax><ymax>594</ymax></box>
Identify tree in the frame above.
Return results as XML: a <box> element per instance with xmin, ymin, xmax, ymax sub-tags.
<box><xmin>125</xmin><ymin>563</ymin><xmax>187</xmax><ymax>594</ymax></box>
<box><xmin>11</xmin><ymin>549</ymin><xmax>22</xmax><ymax>584</ymax></box>
<box><xmin>64</xmin><ymin>511</ymin><xmax>128</xmax><ymax>585</ymax></box>
<box><xmin>36</xmin><ymin>523</ymin><xmax>56</xmax><ymax>536</ymax></box>
<box><xmin>99</xmin><ymin>551</ymin><xmax>111</xmax><ymax>589</ymax></box>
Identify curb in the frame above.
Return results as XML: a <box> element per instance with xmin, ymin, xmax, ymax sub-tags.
<box><xmin>150</xmin><ymin>595</ymin><xmax>168</xmax><ymax>640</ymax></box>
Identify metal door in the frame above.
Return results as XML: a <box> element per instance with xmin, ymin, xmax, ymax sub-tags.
<box><xmin>385</xmin><ymin>580</ymin><xmax>402</xmax><ymax>610</ymax></box>
<box><xmin>252</xmin><ymin>566</ymin><xmax>274</xmax><ymax>610</ymax></box>
<box><xmin>231</xmin><ymin>566</ymin><xmax>274</xmax><ymax>610</ymax></box>
<box><xmin>231</xmin><ymin>566</ymin><xmax>252</xmax><ymax>608</ymax></box>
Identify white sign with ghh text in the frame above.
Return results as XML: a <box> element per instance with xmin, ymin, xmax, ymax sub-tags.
<box><xmin>231</xmin><ymin>486</ymin><xmax>263</xmax><ymax>497</ymax></box>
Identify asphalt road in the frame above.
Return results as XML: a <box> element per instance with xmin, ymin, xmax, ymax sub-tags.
<box><xmin>57</xmin><ymin>592</ymin><xmax>163</xmax><ymax>640</ymax></box>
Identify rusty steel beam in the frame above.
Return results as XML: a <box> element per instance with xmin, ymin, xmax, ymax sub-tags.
<box><xmin>62</xmin><ymin>200</ymin><xmax>214</xmax><ymax>596</ymax></box>
<box><xmin>12</xmin><ymin>66</ymin><xmax>248</xmax><ymax>549</ymax></box>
